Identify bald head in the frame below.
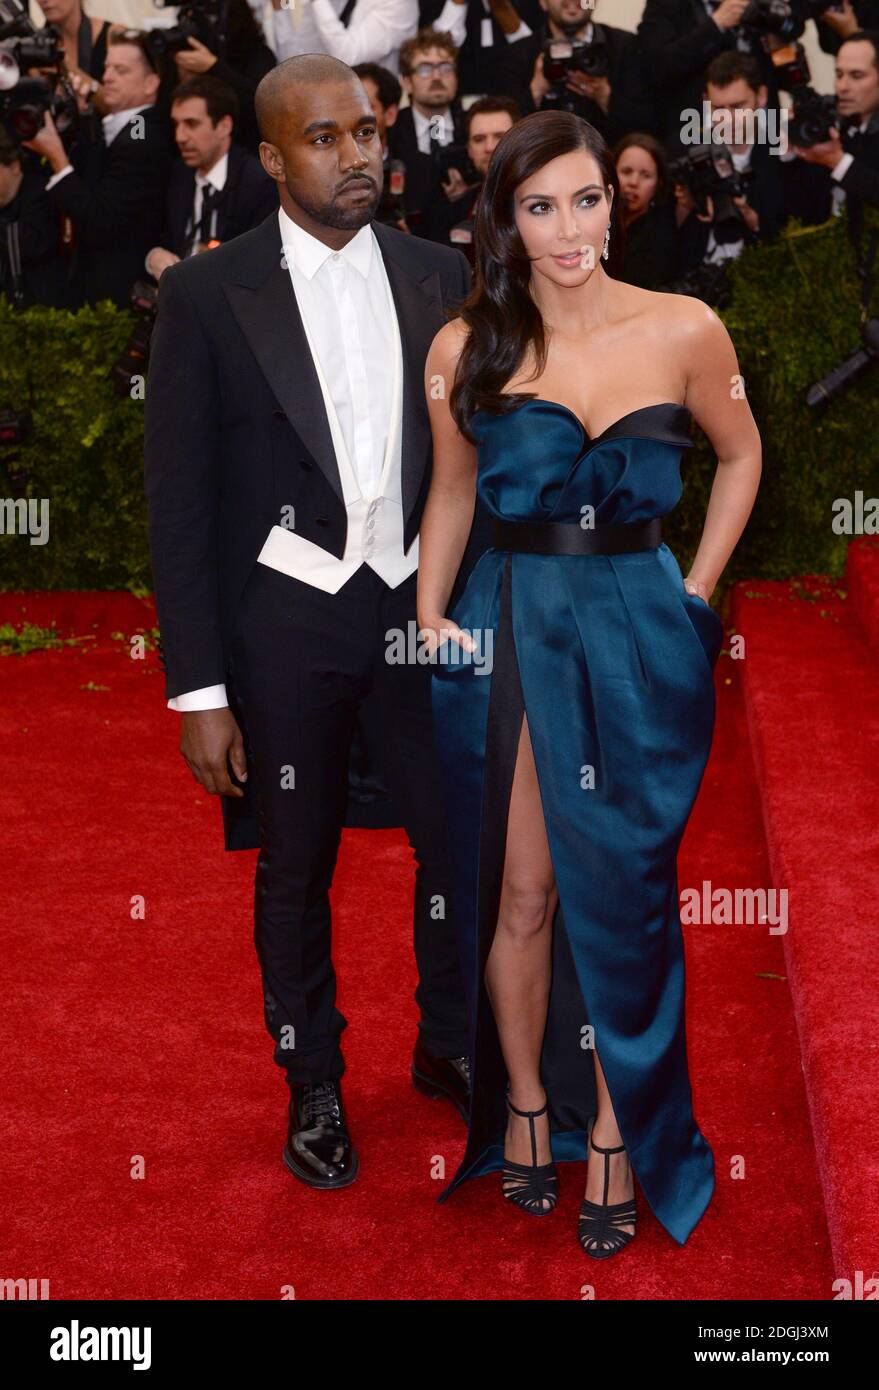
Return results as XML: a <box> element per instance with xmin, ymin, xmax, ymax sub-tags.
<box><xmin>255</xmin><ymin>54</ymin><xmax>384</xmax><ymax>238</ymax></box>
<box><xmin>255</xmin><ymin>54</ymin><xmax>360</xmax><ymax>145</ymax></box>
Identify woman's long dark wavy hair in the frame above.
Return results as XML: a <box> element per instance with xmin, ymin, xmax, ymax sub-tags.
<box><xmin>449</xmin><ymin>110</ymin><xmax>625</xmax><ymax>443</ymax></box>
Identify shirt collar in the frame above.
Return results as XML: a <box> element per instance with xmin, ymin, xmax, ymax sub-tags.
<box><xmin>196</xmin><ymin>152</ymin><xmax>229</xmax><ymax>190</ymax></box>
<box><xmin>412</xmin><ymin>106</ymin><xmax>453</xmax><ymax>138</ymax></box>
<box><xmin>278</xmin><ymin>203</ymin><xmax>374</xmax><ymax>280</ymax></box>
<box><xmin>102</xmin><ymin>104</ymin><xmax>151</xmax><ymax>140</ymax></box>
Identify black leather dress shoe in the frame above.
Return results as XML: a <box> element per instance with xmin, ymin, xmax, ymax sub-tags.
<box><xmin>411</xmin><ymin>1035</ymin><xmax>471</xmax><ymax>1124</ymax></box>
<box><xmin>283</xmin><ymin>1080</ymin><xmax>359</xmax><ymax>1188</ymax></box>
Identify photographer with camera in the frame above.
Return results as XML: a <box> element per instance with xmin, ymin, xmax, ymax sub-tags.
<box><xmin>387</xmin><ymin>26</ymin><xmax>468</xmax><ymax>237</ymax></box>
<box><xmin>159</xmin><ymin>0</ymin><xmax>275</xmax><ymax>155</ymax></box>
<box><xmin>638</xmin><ymin>0</ymin><xmax>811</xmax><ymax>152</ymax></box>
<box><xmin>428</xmin><ymin>93</ymin><xmax>520</xmax><ymax>245</ymax></box>
<box><xmin>144</xmin><ymin>74</ymin><xmax>276</xmax><ymax>282</ymax></box>
<box><xmin>21</xmin><ymin>27</ymin><xmax>173</xmax><ymax>307</ymax></box>
<box><xmin>496</xmin><ymin>0</ymin><xmax>659</xmax><ymax>143</ymax></box>
<box><xmin>672</xmin><ymin>50</ymin><xmax>786</xmax><ymax>280</ymax></box>
<box><xmin>0</xmin><ymin>129</ymin><xmax>70</xmax><ymax>305</ymax></box>
<box><xmin>788</xmin><ymin>28</ymin><xmax>879</xmax><ymax>242</ymax></box>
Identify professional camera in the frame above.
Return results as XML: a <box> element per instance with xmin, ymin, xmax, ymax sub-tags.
<box><xmin>739</xmin><ymin>0</ymin><xmax>804</xmax><ymax>41</ymax></box>
<box><xmin>0</xmin><ymin>0</ymin><xmax>78</xmax><ymax>145</ymax></box>
<box><xmin>540</xmin><ymin>29</ymin><xmax>609</xmax><ymax>112</ymax></box>
<box><xmin>771</xmin><ymin>44</ymin><xmax>839</xmax><ymax>147</ymax></box>
<box><xmin>111</xmin><ymin>279</ymin><xmax>159</xmax><ymax>397</ymax></box>
<box><xmin>435</xmin><ymin>142</ymin><xmax>479</xmax><ymax>187</ymax></box>
<box><xmin>668</xmin><ymin>143</ymin><xmax>747</xmax><ymax>244</ymax></box>
<box><xmin>147</xmin><ymin>0</ymin><xmax>229</xmax><ymax>62</ymax></box>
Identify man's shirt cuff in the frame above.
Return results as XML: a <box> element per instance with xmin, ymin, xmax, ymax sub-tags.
<box><xmin>45</xmin><ymin>164</ymin><xmax>74</xmax><ymax>191</ymax></box>
<box><xmin>167</xmin><ymin>684</ymin><xmax>229</xmax><ymax>711</ymax></box>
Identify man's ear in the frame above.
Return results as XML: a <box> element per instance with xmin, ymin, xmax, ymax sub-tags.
<box><xmin>385</xmin><ymin>103</ymin><xmax>399</xmax><ymax>130</ymax></box>
<box><xmin>258</xmin><ymin>140</ymin><xmax>284</xmax><ymax>182</ymax></box>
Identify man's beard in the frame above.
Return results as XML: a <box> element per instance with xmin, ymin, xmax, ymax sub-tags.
<box><xmin>292</xmin><ymin>178</ymin><xmax>382</xmax><ymax>230</ymax></box>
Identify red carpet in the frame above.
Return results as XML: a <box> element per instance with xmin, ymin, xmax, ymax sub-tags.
<box><xmin>0</xmin><ymin>588</ymin><xmax>836</xmax><ymax>1299</ymax></box>
<box><xmin>733</xmin><ymin>537</ymin><xmax>879</xmax><ymax>1290</ymax></box>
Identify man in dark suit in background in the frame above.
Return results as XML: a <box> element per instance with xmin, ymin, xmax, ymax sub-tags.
<box><xmin>388</xmin><ymin>27</ymin><xmax>469</xmax><ymax>234</ymax></box>
<box><xmin>145</xmin><ymin>74</ymin><xmax>278</xmax><ymax>282</ymax></box>
<box><xmin>22</xmin><ymin>29</ymin><xmax>172</xmax><ymax>308</ymax></box>
<box><xmin>145</xmin><ymin>54</ymin><xmax>490</xmax><ymax>1191</ymax></box>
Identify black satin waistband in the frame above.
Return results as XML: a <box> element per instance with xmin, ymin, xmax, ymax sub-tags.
<box><xmin>492</xmin><ymin>516</ymin><xmax>662</xmax><ymax>555</ymax></box>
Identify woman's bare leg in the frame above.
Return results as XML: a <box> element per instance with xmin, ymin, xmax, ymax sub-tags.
<box><xmin>485</xmin><ymin>713</ymin><xmax>558</xmax><ymax>1208</ymax></box>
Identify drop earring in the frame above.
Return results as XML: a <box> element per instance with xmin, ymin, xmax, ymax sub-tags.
<box><xmin>601</xmin><ymin>227</ymin><xmax>610</xmax><ymax>261</ymax></box>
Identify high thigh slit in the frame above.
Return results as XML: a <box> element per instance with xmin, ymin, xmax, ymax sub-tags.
<box><xmin>431</xmin><ymin>401</ymin><xmax>721</xmax><ymax>1245</ymax></box>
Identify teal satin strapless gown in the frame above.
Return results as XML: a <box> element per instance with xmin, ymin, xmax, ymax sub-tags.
<box><xmin>431</xmin><ymin>399</ymin><xmax>723</xmax><ymax>1246</ymax></box>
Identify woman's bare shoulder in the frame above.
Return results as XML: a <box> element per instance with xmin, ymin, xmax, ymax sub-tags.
<box><xmin>428</xmin><ymin>315</ymin><xmax>470</xmax><ymax>364</ymax></box>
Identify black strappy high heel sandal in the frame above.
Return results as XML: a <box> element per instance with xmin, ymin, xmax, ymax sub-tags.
<box><xmin>501</xmin><ymin>1085</ymin><xmax>559</xmax><ymax>1216</ymax></box>
<box><xmin>578</xmin><ymin>1117</ymin><xmax>638</xmax><ymax>1258</ymax></box>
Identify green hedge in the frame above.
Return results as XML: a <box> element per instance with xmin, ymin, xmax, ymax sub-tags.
<box><xmin>1</xmin><ymin>210</ymin><xmax>877</xmax><ymax>593</ymax></box>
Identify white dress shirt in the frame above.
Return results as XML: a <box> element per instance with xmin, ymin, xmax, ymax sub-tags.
<box><xmin>412</xmin><ymin>104</ymin><xmax>456</xmax><ymax>155</ymax></box>
<box><xmin>829</xmin><ymin>115</ymin><xmax>871</xmax><ymax>216</ymax></box>
<box><xmin>167</xmin><ymin>204</ymin><xmax>415</xmax><ymax>712</ymax></box>
<box><xmin>261</xmin><ymin>0</ymin><xmax>418</xmax><ymax>77</ymax></box>
<box><xmin>189</xmin><ymin>151</ymin><xmax>229</xmax><ymax>249</ymax></box>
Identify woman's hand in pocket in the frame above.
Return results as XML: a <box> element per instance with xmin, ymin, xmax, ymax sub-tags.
<box><xmin>418</xmin><ymin>613</ymin><xmax>477</xmax><ymax>662</ymax></box>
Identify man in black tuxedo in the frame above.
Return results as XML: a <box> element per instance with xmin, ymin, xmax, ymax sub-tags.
<box><xmin>145</xmin><ymin>75</ymin><xmax>278</xmax><ymax>281</ymax></box>
<box><xmin>22</xmin><ymin>29</ymin><xmax>172</xmax><ymax>308</ymax></box>
<box><xmin>144</xmin><ymin>53</ymin><xmax>490</xmax><ymax>1189</ymax></box>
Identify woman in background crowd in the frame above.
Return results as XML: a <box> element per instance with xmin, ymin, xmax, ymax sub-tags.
<box><xmin>613</xmin><ymin>131</ymin><xmax>679</xmax><ymax>289</ymax></box>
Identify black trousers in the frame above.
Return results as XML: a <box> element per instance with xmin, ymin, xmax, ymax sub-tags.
<box><xmin>228</xmin><ymin>558</ymin><xmax>469</xmax><ymax>1084</ymax></box>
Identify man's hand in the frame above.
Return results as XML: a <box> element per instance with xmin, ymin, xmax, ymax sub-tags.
<box><xmin>530</xmin><ymin>50</ymin><xmax>551</xmax><ymax>108</ymax></box>
<box><xmin>565</xmin><ymin>71</ymin><xmax>611</xmax><ymax>113</ymax></box>
<box><xmin>711</xmin><ymin>0</ymin><xmax>750</xmax><ymax>29</ymax></box>
<box><xmin>732</xmin><ymin>194</ymin><xmax>759</xmax><ymax>233</ymax></box>
<box><xmin>819</xmin><ymin>1</ymin><xmax>858</xmax><ymax>40</ymax></box>
<box><xmin>180</xmin><ymin>708</ymin><xmax>247</xmax><ymax>797</ymax></box>
<box><xmin>441</xmin><ymin>165</ymin><xmax>476</xmax><ymax>201</ymax></box>
<box><xmin>174</xmin><ymin>37</ymin><xmax>218</xmax><ymax>77</ymax></box>
<box><xmin>20</xmin><ymin>111</ymin><xmax>69</xmax><ymax>173</ymax></box>
<box><xmin>791</xmin><ymin>126</ymin><xmax>845</xmax><ymax>169</ymax></box>
<box><xmin>147</xmin><ymin>247</ymin><xmax>181</xmax><ymax>280</ymax></box>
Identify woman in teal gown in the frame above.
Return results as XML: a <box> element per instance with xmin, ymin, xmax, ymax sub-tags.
<box><xmin>416</xmin><ymin>111</ymin><xmax>761</xmax><ymax>1257</ymax></box>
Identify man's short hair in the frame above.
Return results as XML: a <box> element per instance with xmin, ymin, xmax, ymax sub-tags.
<box><xmin>0</xmin><ymin>130</ymin><xmax>22</xmax><ymax>168</ymax></box>
<box><xmin>171</xmin><ymin>74</ymin><xmax>240</xmax><ymax>130</ymax></box>
<box><xmin>842</xmin><ymin>30</ymin><xmax>879</xmax><ymax>73</ymax></box>
<box><xmin>463</xmin><ymin>95</ymin><xmax>521</xmax><ymax>140</ymax></box>
<box><xmin>398</xmin><ymin>27</ymin><xmax>459</xmax><ymax>79</ymax></box>
<box><xmin>705</xmin><ymin>50</ymin><xmax>764</xmax><ymax>94</ymax></box>
<box><xmin>353</xmin><ymin>62</ymin><xmax>402</xmax><ymax>112</ymax></box>
<box><xmin>107</xmin><ymin>27</ymin><xmax>159</xmax><ymax>76</ymax></box>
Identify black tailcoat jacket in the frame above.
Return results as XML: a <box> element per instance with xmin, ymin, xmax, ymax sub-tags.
<box><xmin>144</xmin><ymin>210</ymin><xmax>490</xmax><ymax>848</ymax></box>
